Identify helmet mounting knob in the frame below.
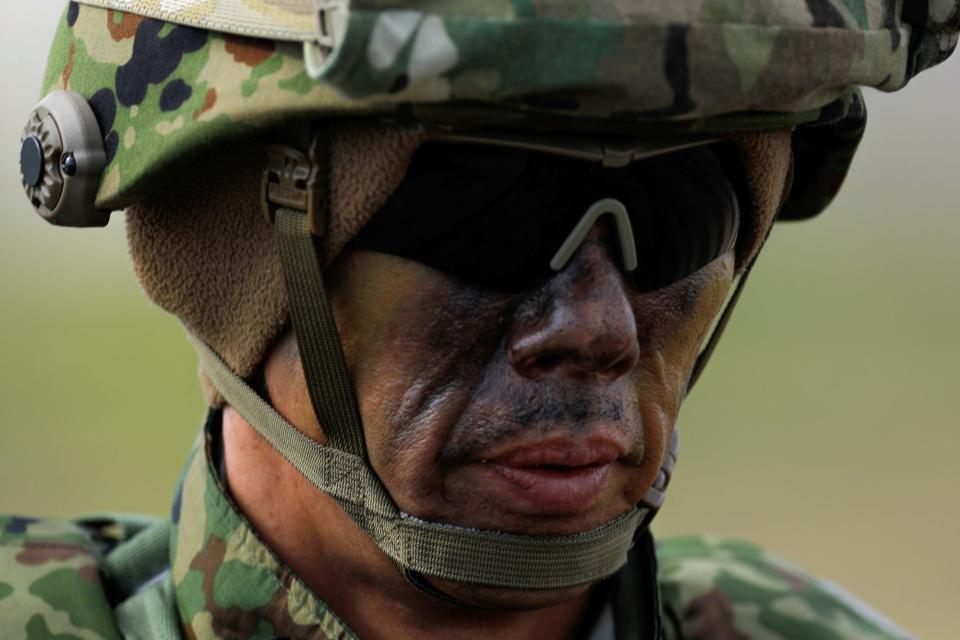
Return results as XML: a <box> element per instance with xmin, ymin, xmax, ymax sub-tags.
<box><xmin>19</xmin><ymin>90</ymin><xmax>110</xmax><ymax>228</ymax></box>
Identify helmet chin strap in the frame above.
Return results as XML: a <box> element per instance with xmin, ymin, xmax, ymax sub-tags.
<box><xmin>192</xmin><ymin>333</ymin><xmax>651</xmax><ymax>593</ymax></box>
<box><xmin>194</xmin><ymin>133</ymin><xmax>683</xmax><ymax>601</ymax></box>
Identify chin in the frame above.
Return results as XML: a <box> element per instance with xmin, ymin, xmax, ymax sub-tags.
<box><xmin>425</xmin><ymin>576</ymin><xmax>595</xmax><ymax>611</ymax></box>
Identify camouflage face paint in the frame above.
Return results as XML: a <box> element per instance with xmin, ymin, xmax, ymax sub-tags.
<box><xmin>324</xmin><ymin>225</ymin><xmax>739</xmax><ymax>542</ymax></box>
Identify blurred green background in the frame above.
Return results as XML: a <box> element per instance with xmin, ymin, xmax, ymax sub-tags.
<box><xmin>1</xmin><ymin>5</ymin><xmax>957</xmax><ymax>638</ymax></box>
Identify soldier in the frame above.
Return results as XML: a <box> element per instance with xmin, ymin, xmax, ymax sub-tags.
<box><xmin>3</xmin><ymin>1</ymin><xmax>958</xmax><ymax>639</ymax></box>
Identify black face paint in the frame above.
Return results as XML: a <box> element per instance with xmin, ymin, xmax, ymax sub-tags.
<box><xmin>350</xmin><ymin>142</ymin><xmax>740</xmax><ymax>292</ymax></box>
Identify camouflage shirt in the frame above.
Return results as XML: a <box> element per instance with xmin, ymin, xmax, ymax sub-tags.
<box><xmin>0</xmin><ymin>414</ymin><xmax>918</xmax><ymax>639</ymax></box>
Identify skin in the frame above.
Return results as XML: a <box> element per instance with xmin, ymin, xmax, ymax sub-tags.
<box><xmin>223</xmin><ymin>193</ymin><xmax>775</xmax><ymax>639</ymax></box>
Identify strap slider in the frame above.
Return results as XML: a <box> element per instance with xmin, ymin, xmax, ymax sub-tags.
<box><xmin>262</xmin><ymin>141</ymin><xmax>327</xmax><ymax>236</ymax></box>
<box><xmin>304</xmin><ymin>0</ymin><xmax>347</xmax><ymax>79</ymax></box>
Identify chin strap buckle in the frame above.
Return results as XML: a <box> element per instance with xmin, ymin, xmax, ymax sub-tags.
<box><xmin>261</xmin><ymin>134</ymin><xmax>329</xmax><ymax>237</ymax></box>
<box><xmin>638</xmin><ymin>428</ymin><xmax>680</xmax><ymax>531</ymax></box>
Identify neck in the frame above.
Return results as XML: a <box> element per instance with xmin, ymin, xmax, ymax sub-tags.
<box><xmin>221</xmin><ymin>406</ymin><xmax>595</xmax><ymax>640</ymax></box>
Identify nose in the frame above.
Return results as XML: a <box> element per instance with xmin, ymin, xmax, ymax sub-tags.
<box><xmin>507</xmin><ymin>225</ymin><xmax>640</xmax><ymax>382</ymax></box>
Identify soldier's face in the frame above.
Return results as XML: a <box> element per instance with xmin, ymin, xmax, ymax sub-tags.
<box><xmin>329</xmin><ymin>229</ymin><xmax>734</xmax><ymax>540</ymax></box>
<box><xmin>325</xmin><ymin>146</ymin><xmax>755</xmax><ymax>547</ymax></box>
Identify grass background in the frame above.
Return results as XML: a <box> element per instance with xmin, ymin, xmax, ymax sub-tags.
<box><xmin>1</xmin><ymin>5</ymin><xmax>957</xmax><ymax>637</ymax></box>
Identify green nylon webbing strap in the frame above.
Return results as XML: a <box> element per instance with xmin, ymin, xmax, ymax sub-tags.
<box><xmin>275</xmin><ymin>208</ymin><xmax>367</xmax><ymax>459</ymax></box>
<box><xmin>190</xmin><ymin>335</ymin><xmax>646</xmax><ymax>589</ymax></box>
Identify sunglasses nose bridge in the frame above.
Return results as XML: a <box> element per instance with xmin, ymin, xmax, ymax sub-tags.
<box><xmin>550</xmin><ymin>198</ymin><xmax>638</xmax><ymax>275</ymax></box>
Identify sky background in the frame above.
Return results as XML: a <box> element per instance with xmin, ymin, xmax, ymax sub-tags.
<box><xmin>0</xmin><ymin>5</ymin><xmax>957</xmax><ymax>637</ymax></box>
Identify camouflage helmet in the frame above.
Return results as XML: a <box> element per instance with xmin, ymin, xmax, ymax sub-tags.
<box><xmin>22</xmin><ymin>0</ymin><xmax>960</xmax><ymax>225</ymax></box>
<box><xmin>16</xmin><ymin>0</ymin><xmax>960</xmax><ymax>601</ymax></box>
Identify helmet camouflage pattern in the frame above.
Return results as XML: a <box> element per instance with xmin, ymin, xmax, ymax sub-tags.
<box><xmin>41</xmin><ymin>0</ymin><xmax>958</xmax><ymax>217</ymax></box>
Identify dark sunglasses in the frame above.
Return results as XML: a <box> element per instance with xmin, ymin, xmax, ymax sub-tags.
<box><xmin>350</xmin><ymin>142</ymin><xmax>741</xmax><ymax>293</ymax></box>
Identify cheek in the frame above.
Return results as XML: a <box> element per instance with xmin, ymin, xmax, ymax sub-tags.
<box><xmin>631</xmin><ymin>253</ymin><xmax>736</xmax><ymax>418</ymax></box>
<box><xmin>613</xmin><ymin>254</ymin><xmax>734</xmax><ymax>503</ymax></box>
<box><xmin>328</xmin><ymin>252</ymin><xmax>509</xmax><ymax>483</ymax></box>
<box><xmin>327</xmin><ymin>254</ymin><xmax>426</xmax><ymax>441</ymax></box>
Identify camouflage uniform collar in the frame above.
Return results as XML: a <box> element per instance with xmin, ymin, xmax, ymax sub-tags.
<box><xmin>169</xmin><ymin>411</ymin><xmax>356</xmax><ymax>639</ymax></box>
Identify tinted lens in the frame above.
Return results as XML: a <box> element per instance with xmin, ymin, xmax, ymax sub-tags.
<box><xmin>350</xmin><ymin>142</ymin><xmax>740</xmax><ymax>292</ymax></box>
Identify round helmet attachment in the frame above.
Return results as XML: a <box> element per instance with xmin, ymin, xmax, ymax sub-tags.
<box><xmin>20</xmin><ymin>90</ymin><xmax>109</xmax><ymax>228</ymax></box>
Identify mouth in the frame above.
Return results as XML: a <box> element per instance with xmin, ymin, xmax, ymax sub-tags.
<box><xmin>471</xmin><ymin>437</ymin><xmax>627</xmax><ymax>516</ymax></box>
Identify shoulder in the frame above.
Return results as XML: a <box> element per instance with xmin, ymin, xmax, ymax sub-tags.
<box><xmin>0</xmin><ymin>513</ymin><xmax>176</xmax><ymax>640</ymax></box>
<box><xmin>656</xmin><ymin>536</ymin><xmax>914</xmax><ymax>640</ymax></box>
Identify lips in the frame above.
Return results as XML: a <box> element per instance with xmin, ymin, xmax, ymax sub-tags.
<box><xmin>472</xmin><ymin>437</ymin><xmax>628</xmax><ymax>515</ymax></box>
<box><xmin>483</xmin><ymin>439</ymin><xmax>622</xmax><ymax>467</ymax></box>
